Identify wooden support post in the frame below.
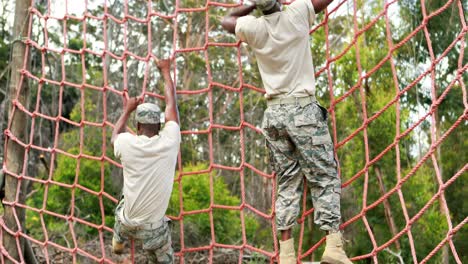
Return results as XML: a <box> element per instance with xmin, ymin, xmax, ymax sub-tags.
<box><xmin>2</xmin><ymin>0</ymin><xmax>32</xmax><ymax>262</ymax></box>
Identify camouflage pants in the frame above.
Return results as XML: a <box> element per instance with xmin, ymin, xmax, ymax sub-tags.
<box><xmin>113</xmin><ymin>199</ymin><xmax>174</xmax><ymax>264</ymax></box>
<box><xmin>261</xmin><ymin>100</ymin><xmax>342</xmax><ymax>232</ymax></box>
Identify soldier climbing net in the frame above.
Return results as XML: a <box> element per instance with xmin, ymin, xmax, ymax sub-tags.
<box><xmin>1</xmin><ymin>0</ymin><xmax>467</xmax><ymax>263</ymax></box>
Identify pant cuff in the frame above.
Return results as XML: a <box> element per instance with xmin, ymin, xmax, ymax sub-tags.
<box><xmin>277</xmin><ymin>223</ymin><xmax>296</xmax><ymax>231</ymax></box>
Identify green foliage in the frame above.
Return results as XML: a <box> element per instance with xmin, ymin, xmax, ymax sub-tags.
<box><xmin>397</xmin><ymin>1</ymin><xmax>467</xmax><ymax>262</ymax></box>
<box><xmin>168</xmin><ymin>164</ymin><xmax>262</xmax><ymax>246</ymax></box>
<box><xmin>311</xmin><ymin>0</ymin><xmax>463</xmax><ymax>262</ymax></box>
<box><xmin>400</xmin><ymin>165</ymin><xmax>448</xmax><ymax>262</ymax></box>
<box><xmin>26</xmin><ymin>91</ymin><xmax>117</xmax><ymax>243</ymax></box>
<box><xmin>436</xmin><ymin>84</ymin><xmax>467</xmax><ymax>262</ymax></box>
<box><xmin>68</xmin><ymin>38</ymin><xmax>84</xmax><ymax>51</ymax></box>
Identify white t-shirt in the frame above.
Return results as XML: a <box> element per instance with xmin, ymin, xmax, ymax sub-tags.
<box><xmin>235</xmin><ymin>0</ymin><xmax>316</xmax><ymax>98</ymax></box>
<box><xmin>114</xmin><ymin>121</ymin><xmax>181</xmax><ymax>226</ymax></box>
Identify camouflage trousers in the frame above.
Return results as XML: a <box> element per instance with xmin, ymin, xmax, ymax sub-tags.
<box><xmin>113</xmin><ymin>199</ymin><xmax>174</xmax><ymax>264</ymax></box>
<box><xmin>261</xmin><ymin>98</ymin><xmax>342</xmax><ymax>232</ymax></box>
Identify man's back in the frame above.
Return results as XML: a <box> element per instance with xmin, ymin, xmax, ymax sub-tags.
<box><xmin>114</xmin><ymin>121</ymin><xmax>181</xmax><ymax>226</ymax></box>
<box><xmin>235</xmin><ymin>0</ymin><xmax>317</xmax><ymax>98</ymax></box>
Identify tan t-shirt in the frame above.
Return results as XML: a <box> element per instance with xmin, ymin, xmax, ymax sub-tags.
<box><xmin>114</xmin><ymin>121</ymin><xmax>181</xmax><ymax>226</ymax></box>
<box><xmin>235</xmin><ymin>0</ymin><xmax>316</xmax><ymax>98</ymax></box>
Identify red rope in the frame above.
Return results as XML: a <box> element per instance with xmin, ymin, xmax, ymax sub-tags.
<box><xmin>1</xmin><ymin>0</ymin><xmax>466</xmax><ymax>263</ymax></box>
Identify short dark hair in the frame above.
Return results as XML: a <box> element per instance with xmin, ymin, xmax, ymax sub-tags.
<box><xmin>138</xmin><ymin>122</ymin><xmax>161</xmax><ymax>133</ymax></box>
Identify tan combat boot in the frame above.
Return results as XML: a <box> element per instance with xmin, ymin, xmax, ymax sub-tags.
<box><xmin>321</xmin><ymin>232</ymin><xmax>352</xmax><ymax>264</ymax></box>
<box><xmin>112</xmin><ymin>237</ymin><xmax>125</xmax><ymax>254</ymax></box>
<box><xmin>279</xmin><ymin>238</ymin><xmax>296</xmax><ymax>264</ymax></box>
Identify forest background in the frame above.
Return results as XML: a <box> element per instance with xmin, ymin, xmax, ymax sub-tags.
<box><xmin>0</xmin><ymin>0</ymin><xmax>466</xmax><ymax>263</ymax></box>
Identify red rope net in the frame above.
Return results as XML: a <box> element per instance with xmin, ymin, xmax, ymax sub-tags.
<box><xmin>1</xmin><ymin>0</ymin><xmax>467</xmax><ymax>263</ymax></box>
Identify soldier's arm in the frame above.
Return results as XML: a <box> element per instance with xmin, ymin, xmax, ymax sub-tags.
<box><xmin>111</xmin><ymin>97</ymin><xmax>141</xmax><ymax>145</ymax></box>
<box><xmin>221</xmin><ymin>4</ymin><xmax>257</xmax><ymax>34</ymax></box>
<box><xmin>311</xmin><ymin>0</ymin><xmax>333</xmax><ymax>13</ymax></box>
<box><xmin>156</xmin><ymin>59</ymin><xmax>179</xmax><ymax>125</ymax></box>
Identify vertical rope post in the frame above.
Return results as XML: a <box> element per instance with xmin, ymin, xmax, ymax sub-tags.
<box><xmin>2</xmin><ymin>0</ymin><xmax>32</xmax><ymax>262</ymax></box>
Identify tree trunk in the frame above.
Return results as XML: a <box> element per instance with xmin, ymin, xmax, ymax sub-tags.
<box><xmin>3</xmin><ymin>0</ymin><xmax>31</xmax><ymax>262</ymax></box>
<box><xmin>374</xmin><ymin>167</ymin><xmax>401</xmax><ymax>251</ymax></box>
<box><xmin>0</xmin><ymin>99</ymin><xmax>6</xmax><ymax>159</ymax></box>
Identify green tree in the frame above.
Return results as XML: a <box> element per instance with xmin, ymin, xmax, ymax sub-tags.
<box><xmin>8</xmin><ymin>0</ymin><xmax>465</xmax><ymax>262</ymax></box>
<box><xmin>26</xmin><ymin>86</ymin><xmax>118</xmax><ymax>248</ymax></box>
<box><xmin>297</xmin><ymin>0</ymin><xmax>458</xmax><ymax>262</ymax></box>
<box><xmin>397</xmin><ymin>0</ymin><xmax>467</xmax><ymax>262</ymax></box>
<box><xmin>167</xmin><ymin>164</ymin><xmax>266</xmax><ymax>249</ymax></box>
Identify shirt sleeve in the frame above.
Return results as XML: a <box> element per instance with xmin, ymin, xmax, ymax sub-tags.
<box><xmin>235</xmin><ymin>15</ymin><xmax>258</xmax><ymax>44</ymax></box>
<box><xmin>113</xmin><ymin>133</ymin><xmax>132</xmax><ymax>159</ymax></box>
<box><xmin>160</xmin><ymin>121</ymin><xmax>181</xmax><ymax>144</ymax></box>
<box><xmin>287</xmin><ymin>0</ymin><xmax>316</xmax><ymax>28</ymax></box>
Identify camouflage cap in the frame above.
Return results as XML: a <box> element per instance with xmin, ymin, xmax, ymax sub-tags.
<box><xmin>255</xmin><ymin>0</ymin><xmax>277</xmax><ymax>11</ymax></box>
<box><xmin>135</xmin><ymin>103</ymin><xmax>161</xmax><ymax>124</ymax></box>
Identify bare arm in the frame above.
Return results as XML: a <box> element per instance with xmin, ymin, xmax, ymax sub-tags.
<box><xmin>111</xmin><ymin>97</ymin><xmax>140</xmax><ymax>145</ymax></box>
<box><xmin>156</xmin><ymin>59</ymin><xmax>179</xmax><ymax>124</ymax></box>
<box><xmin>311</xmin><ymin>0</ymin><xmax>333</xmax><ymax>13</ymax></box>
<box><xmin>221</xmin><ymin>4</ymin><xmax>257</xmax><ymax>34</ymax></box>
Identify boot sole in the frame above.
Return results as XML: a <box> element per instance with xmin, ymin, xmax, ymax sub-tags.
<box><xmin>112</xmin><ymin>248</ymin><xmax>125</xmax><ymax>255</ymax></box>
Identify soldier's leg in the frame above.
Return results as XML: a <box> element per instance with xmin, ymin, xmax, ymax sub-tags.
<box><xmin>268</xmin><ymin>141</ymin><xmax>304</xmax><ymax>231</ymax></box>
<box><xmin>289</xmin><ymin>103</ymin><xmax>341</xmax><ymax>232</ymax></box>
<box><xmin>262</xmin><ymin>105</ymin><xmax>303</xmax><ymax>264</ymax></box>
<box><xmin>112</xmin><ymin>199</ymin><xmax>127</xmax><ymax>254</ymax></box>
<box><xmin>262</xmin><ymin>105</ymin><xmax>303</xmax><ymax>232</ymax></box>
<box><xmin>301</xmin><ymin>142</ymin><xmax>351</xmax><ymax>263</ymax></box>
<box><xmin>301</xmin><ymin>142</ymin><xmax>341</xmax><ymax>231</ymax></box>
<box><xmin>142</xmin><ymin>220</ymin><xmax>174</xmax><ymax>264</ymax></box>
